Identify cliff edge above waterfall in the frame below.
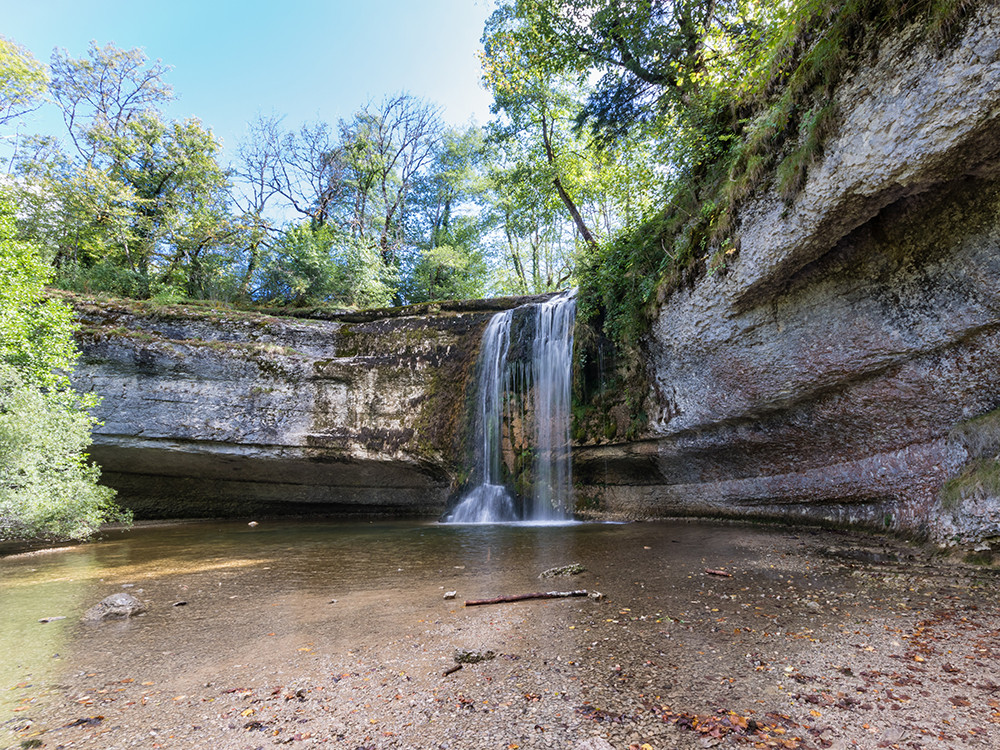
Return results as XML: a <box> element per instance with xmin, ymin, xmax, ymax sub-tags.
<box><xmin>69</xmin><ymin>294</ymin><xmax>547</xmax><ymax>518</ymax></box>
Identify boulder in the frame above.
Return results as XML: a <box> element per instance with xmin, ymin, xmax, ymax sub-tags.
<box><xmin>82</xmin><ymin>593</ymin><xmax>147</xmax><ymax>621</ymax></box>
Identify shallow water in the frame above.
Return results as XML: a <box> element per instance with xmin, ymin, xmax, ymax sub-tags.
<box><xmin>0</xmin><ymin>519</ymin><xmax>738</xmax><ymax>719</ymax></box>
<box><xmin>5</xmin><ymin>519</ymin><xmax>999</xmax><ymax>749</ymax></box>
<box><xmin>0</xmin><ymin>520</ymin><xmax>616</xmax><ymax>713</ymax></box>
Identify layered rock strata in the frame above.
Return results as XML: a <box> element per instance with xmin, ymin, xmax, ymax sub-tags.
<box><xmin>575</xmin><ymin>5</ymin><xmax>1000</xmax><ymax>544</ymax></box>
<box><xmin>71</xmin><ymin>297</ymin><xmax>540</xmax><ymax>518</ymax></box>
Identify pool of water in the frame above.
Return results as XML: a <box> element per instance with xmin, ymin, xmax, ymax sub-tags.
<box><xmin>6</xmin><ymin>518</ymin><xmax>968</xmax><ymax>749</ymax></box>
<box><xmin>0</xmin><ymin>519</ymin><xmax>648</xmax><ymax>719</ymax></box>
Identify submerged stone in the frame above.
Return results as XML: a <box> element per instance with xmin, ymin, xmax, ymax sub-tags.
<box><xmin>454</xmin><ymin>648</ymin><xmax>496</xmax><ymax>664</ymax></box>
<box><xmin>539</xmin><ymin>563</ymin><xmax>586</xmax><ymax>579</ymax></box>
<box><xmin>83</xmin><ymin>593</ymin><xmax>147</xmax><ymax>621</ymax></box>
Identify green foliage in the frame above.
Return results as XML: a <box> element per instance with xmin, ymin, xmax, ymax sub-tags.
<box><xmin>406</xmin><ymin>244</ymin><xmax>488</xmax><ymax>303</ymax></box>
<box><xmin>0</xmin><ymin>365</ymin><xmax>127</xmax><ymax>540</ymax></box>
<box><xmin>0</xmin><ymin>35</ymin><xmax>47</xmax><ymax>129</ymax></box>
<box><xmin>573</xmin><ymin>0</ymin><xmax>980</xmax><ymax>377</ymax></box>
<box><xmin>255</xmin><ymin>223</ymin><xmax>395</xmax><ymax>308</ymax></box>
<box><xmin>10</xmin><ymin>42</ymin><xmax>234</xmax><ymax>303</ymax></box>
<box><xmin>0</xmin><ymin>197</ymin><xmax>128</xmax><ymax>540</ymax></box>
<box><xmin>0</xmin><ymin>204</ymin><xmax>79</xmax><ymax>390</ymax></box>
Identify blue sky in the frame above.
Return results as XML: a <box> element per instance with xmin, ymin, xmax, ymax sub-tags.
<box><xmin>3</xmin><ymin>0</ymin><xmax>496</xmax><ymax>164</ymax></box>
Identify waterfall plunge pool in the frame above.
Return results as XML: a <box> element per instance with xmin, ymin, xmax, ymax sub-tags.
<box><xmin>4</xmin><ymin>518</ymin><xmax>997</xmax><ymax>749</ymax></box>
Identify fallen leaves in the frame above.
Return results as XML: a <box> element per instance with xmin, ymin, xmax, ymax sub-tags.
<box><xmin>643</xmin><ymin>706</ymin><xmax>804</xmax><ymax>748</ymax></box>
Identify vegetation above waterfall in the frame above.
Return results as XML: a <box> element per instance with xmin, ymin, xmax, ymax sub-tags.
<box><xmin>0</xmin><ymin>1</ymin><xmax>976</xmax><ymax>324</ymax></box>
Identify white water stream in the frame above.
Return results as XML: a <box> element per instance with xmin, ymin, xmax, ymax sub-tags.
<box><xmin>445</xmin><ymin>291</ymin><xmax>576</xmax><ymax>524</ymax></box>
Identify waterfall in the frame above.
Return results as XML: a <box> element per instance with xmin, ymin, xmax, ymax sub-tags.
<box><xmin>445</xmin><ymin>291</ymin><xmax>576</xmax><ymax>524</ymax></box>
<box><xmin>445</xmin><ymin>309</ymin><xmax>518</xmax><ymax>523</ymax></box>
<box><xmin>527</xmin><ymin>292</ymin><xmax>576</xmax><ymax>520</ymax></box>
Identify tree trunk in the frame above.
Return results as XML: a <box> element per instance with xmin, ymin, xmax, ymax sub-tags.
<box><xmin>541</xmin><ymin>111</ymin><xmax>598</xmax><ymax>249</ymax></box>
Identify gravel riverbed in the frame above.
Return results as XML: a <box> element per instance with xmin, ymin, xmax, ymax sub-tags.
<box><xmin>4</xmin><ymin>521</ymin><xmax>1000</xmax><ymax>750</ymax></box>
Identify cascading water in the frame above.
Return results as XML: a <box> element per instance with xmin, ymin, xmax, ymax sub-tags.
<box><xmin>445</xmin><ymin>309</ymin><xmax>518</xmax><ymax>523</ymax></box>
<box><xmin>444</xmin><ymin>290</ymin><xmax>576</xmax><ymax>524</ymax></box>
<box><xmin>527</xmin><ymin>292</ymin><xmax>576</xmax><ymax>520</ymax></box>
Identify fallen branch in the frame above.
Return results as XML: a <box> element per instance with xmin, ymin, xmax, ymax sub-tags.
<box><xmin>443</xmin><ymin>664</ymin><xmax>462</xmax><ymax>677</ymax></box>
<box><xmin>465</xmin><ymin>590</ymin><xmax>589</xmax><ymax>607</ymax></box>
<box><xmin>705</xmin><ymin>568</ymin><xmax>733</xmax><ymax>577</ymax></box>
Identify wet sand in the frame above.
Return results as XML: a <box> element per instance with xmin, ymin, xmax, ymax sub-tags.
<box><xmin>3</xmin><ymin>520</ymin><xmax>999</xmax><ymax>749</ymax></box>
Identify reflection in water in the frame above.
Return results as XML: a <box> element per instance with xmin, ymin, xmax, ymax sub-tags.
<box><xmin>0</xmin><ymin>548</ymin><xmax>97</xmax><ymax>717</ymax></box>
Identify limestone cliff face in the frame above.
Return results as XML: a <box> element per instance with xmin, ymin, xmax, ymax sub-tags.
<box><xmin>575</xmin><ymin>5</ymin><xmax>1000</xmax><ymax>544</ymax></box>
<box><xmin>71</xmin><ymin>298</ymin><xmax>533</xmax><ymax>518</ymax></box>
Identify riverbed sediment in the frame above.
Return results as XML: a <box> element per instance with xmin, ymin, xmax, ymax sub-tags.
<box><xmin>3</xmin><ymin>520</ymin><xmax>999</xmax><ymax>749</ymax></box>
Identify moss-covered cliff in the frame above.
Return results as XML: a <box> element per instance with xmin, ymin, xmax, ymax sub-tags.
<box><xmin>574</xmin><ymin>2</ymin><xmax>1000</xmax><ymax>546</ymax></box>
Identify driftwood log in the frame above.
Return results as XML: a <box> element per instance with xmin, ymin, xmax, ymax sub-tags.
<box><xmin>465</xmin><ymin>590</ymin><xmax>589</xmax><ymax>606</ymax></box>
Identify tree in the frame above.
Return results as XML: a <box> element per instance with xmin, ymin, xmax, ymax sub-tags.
<box><xmin>0</xmin><ymin>196</ymin><xmax>127</xmax><ymax>540</ymax></box>
<box><xmin>12</xmin><ymin>43</ymin><xmax>234</xmax><ymax>300</ymax></box>
<box><xmin>254</xmin><ymin>222</ymin><xmax>395</xmax><ymax>308</ymax></box>
<box><xmin>49</xmin><ymin>41</ymin><xmax>172</xmax><ymax>164</ymax></box>
<box><xmin>0</xmin><ymin>36</ymin><xmax>47</xmax><ymax>132</ymax></box>
<box><xmin>403</xmin><ymin>126</ymin><xmax>492</xmax><ymax>302</ymax></box>
<box><xmin>485</xmin><ymin>152</ymin><xmax>576</xmax><ymax>294</ymax></box>
<box><xmin>266</xmin><ymin>118</ymin><xmax>348</xmax><ymax>229</ymax></box>
<box><xmin>482</xmin><ymin>0</ymin><xmax>601</xmax><ymax>261</ymax></box>
<box><xmin>407</xmin><ymin>242</ymin><xmax>488</xmax><ymax>302</ymax></box>
<box><xmin>234</xmin><ymin>94</ymin><xmax>446</xmax><ymax>305</ymax></box>
<box><xmin>230</xmin><ymin>114</ymin><xmax>284</xmax><ymax>298</ymax></box>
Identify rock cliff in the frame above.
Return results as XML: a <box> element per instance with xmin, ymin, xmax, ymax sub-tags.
<box><xmin>71</xmin><ymin>297</ymin><xmax>538</xmax><ymax>518</ymax></box>
<box><xmin>70</xmin><ymin>6</ymin><xmax>1000</xmax><ymax>543</ymax></box>
<box><xmin>575</xmin><ymin>4</ymin><xmax>1000</xmax><ymax>545</ymax></box>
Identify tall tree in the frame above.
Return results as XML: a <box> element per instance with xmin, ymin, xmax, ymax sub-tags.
<box><xmin>0</xmin><ymin>36</ymin><xmax>47</xmax><ymax>132</ymax></box>
<box><xmin>231</xmin><ymin>113</ymin><xmax>284</xmax><ymax>298</ymax></box>
<box><xmin>13</xmin><ymin>42</ymin><xmax>233</xmax><ymax>300</ymax></box>
<box><xmin>49</xmin><ymin>41</ymin><xmax>173</xmax><ymax>164</ymax></box>
<box><xmin>0</xmin><ymin>195</ymin><xmax>127</xmax><ymax>540</ymax></box>
<box><xmin>538</xmin><ymin>0</ymin><xmax>773</xmax><ymax>153</ymax></box>
<box><xmin>345</xmin><ymin>93</ymin><xmax>443</xmax><ymax>267</ymax></box>
<box><xmin>481</xmin><ymin>0</ymin><xmax>599</xmax><ymax>251</ymax></box>
<box><xmin>403</xmin><ymin>125</ymin><xmax>491</xmax><ymax>302</ymax></box>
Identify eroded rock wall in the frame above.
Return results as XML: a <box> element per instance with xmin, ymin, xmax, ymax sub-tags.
<box><xmin>71</xmin><ymin>298</ymin><xmax>534</xmax><ymax>518</ymax></box>
<box><xmin>575</xmin><ymin>5</ymin><xmax>1000</xmax><ymax>544</ymax></box>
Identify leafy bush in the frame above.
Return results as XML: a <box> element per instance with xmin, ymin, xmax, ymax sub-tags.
<box><xmin>0</xmin><ymin>366</ymin><xmax>128</xmax><ymax>540</ymax></box>
<box><xmin>0</xmin><ymin>195</ymin><xmax>128</xmax><ymax>540</ymax></box>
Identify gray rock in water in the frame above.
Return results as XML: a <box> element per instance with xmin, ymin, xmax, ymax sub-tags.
<box><xmin>82</xmin><ymin>593</ymin><xmax>147</xmax><ymax>621</ymax></box>
<box><xmin>539</xmin><ymin>563</ymin><xmax>586</xmax><ymax>579</ymax></box>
